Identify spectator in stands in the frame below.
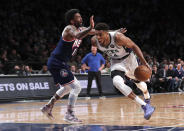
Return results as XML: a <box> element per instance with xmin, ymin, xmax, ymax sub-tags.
<box><xmin>81</xmin><ymin>46</ymin><xmax>105</xmax><ymax>98</ymax></box>
<box><xmin>39</xmin><ymin>65</ymin><xmax>50</xmax><ymax>75</ymax></box>
<box><xmin>0</xmin><ymin>52</ymin><xmax>5</xmax><ymax>74</ymax></box>
<box><xmin>79</xmin><ymin>65</ymin><xmax>88</xmax><ymax>74</ymax></box>
<box><xmin>13</xmin><ymin>64</ymin><xmax>26</xmax><ymax>76</ymax></box>
<box><xmin>150</xmin><ymin>64</ymin><xmax>159</xmax><ymax>93</ymax></box>
<box><xmin>0</xmin><ymin>61</ymin><xmax>4</xmax><ymax>74</ymax></box>
<box><xmin>159</xmin><ymin>59</ymin><xmax>168</xmax><ymax>69</ymax></box>
<box><xmin>177</xmin><ymin>58</ymin><xmax>182</xmax><ymax>64</ymax></box>
<box><xmin>8</xmin><ymin>49</ymin><xmax>21</xmax><ymax>62</ymax></box>
<box><xmin>31</xmin><ymin>45</ymin><xmax>42</xmax><ymax>62</ymax></box>
<box><xmin>13</xmin><ymin>65</ymin><xmax>21</xmax><ymax>75</ymax></box>
<box><xmin>70</xmin><ymin>65</ymin><xmax>78</xmax><ymax>74</ymax></box>
<box><xmin>157</xmin><ymin>64</ymin><xmax>169</xmax><ymax>92</ymax></box>
<box><xmin>0</xmin><ymin>50</ymin><xmax>9</xmax><ymax>74</ymax></box>
<box><xmin>68</xmin><ymin>57</ymin><xmax>78</xmax><ymax>68</ymax></box>
<box><xmin>180</xmin><ymin>65</ymin><xmax>184</xmax><ymax>91</ymax></box>
<box><xmin>13</xmin><ymin>65</ymin><xmax>33</xmax><ymax>76</ymax></box>
<box><xmin>167</xmin><ymin>64</ymin><xmax>176</xmax><ymax>92</ymax></box>
<box><xmin>39</xmin><ymin>50</ymin><xmax>49</xmax><ymax>65</ymax></box>
<box><xmin>23</xmin><ymin>65</ymin><xmax>32</xmax><ymax>76</ymax></box>
<box><xmin>152</xmin><ymin>58</ymin><xmax>159</xmax><ymax>68</ymax></box>
<box><xmin>76</xmin><ymin>55</ymin><xmax>82</xmax><ymax>69</ymax></box>
<box><xmin>174</xmin><ymin>64</ymin><xmax>184</xmax><ymax>91</ymax></box>
<box><xmin>180</xmin><ymin>60</ymin><xmax>184</xmax><ymax>66</ymax></box>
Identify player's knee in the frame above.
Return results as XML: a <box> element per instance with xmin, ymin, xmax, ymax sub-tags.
<box><xmin>56</xmin><ymin>85</ymin><xmax>71</xmax><ymax>97</ymax></box>
<box><xmin>73</xmin><ymin>79</ymin><xmax>82</xmax><ymax>95</ymax></box>
<box><xmin>113</xmin><ymin>75</ymin><xmax>125</xmax><ymax>88</ymax></box>
<box><xmin>112</xmin><ymin>75</ymin><xmax>132</xmax><ymax>96</ymax></box>
<box><xmin>69</xmin><ymin>79</ymin><xmax>81</xmax><ymax>96</ymax></box>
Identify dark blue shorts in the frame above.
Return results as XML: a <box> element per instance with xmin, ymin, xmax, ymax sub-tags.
<box><xmin>47</xmin><ymin>58</ymin><xmax>74</xmax><ymax>85</ymax></box>
<box><xmin>49</xmin><ymin>67</ymin><xmax>74</xmax><ymax>85</ymax></box>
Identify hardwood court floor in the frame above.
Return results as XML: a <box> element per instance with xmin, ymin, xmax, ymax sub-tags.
<box><xmin>0</xmin><ymin>93</ymin><xmax>184</xmax><ymax>130</ymax></box>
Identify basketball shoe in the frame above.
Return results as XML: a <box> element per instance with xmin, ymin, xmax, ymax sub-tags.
<box><xmin>64</xmin><ymin>111</ymin><xmax>82</xmax><ymax>123</ymax></box>
<box><xmin>40</xmin><ymin>105</ymin><xmax>54</xmax><ymax>119</ymax></box>
<box><xmin>144</xmin><ymin>98</ymin><xmax>151</xmax><ymax>105</ymax></box>
<box><xmin>141</xmin><ymin>104</ymin><xmax>155</xmax><ymax>120</ymax></box>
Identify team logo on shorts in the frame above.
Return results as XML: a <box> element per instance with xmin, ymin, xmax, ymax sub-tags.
<box><xmin>60</xmin><ymin>69</ymin><xmax>68</xmax><ymax>77</ymax></box>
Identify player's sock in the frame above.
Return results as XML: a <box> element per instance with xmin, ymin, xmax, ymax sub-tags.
<box><xmin>134</xmin><ymin>96</ymin><xmax>146</xmax><ymax>106</ymax></box>
<box><xmin>47</xmin><ymin>94</ymin><xmax>60</xmax><ymax>107</ymax></box>
<box><xmin>67</xmin><ymin>105</ymin><xmax>74</xmax><ymax>113</ymax></box>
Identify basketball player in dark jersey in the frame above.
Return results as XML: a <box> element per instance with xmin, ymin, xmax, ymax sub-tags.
<box><xmin>40</xmin><ymin>9</ymin><xmax>94</xmax><ymax>123</ymax></box>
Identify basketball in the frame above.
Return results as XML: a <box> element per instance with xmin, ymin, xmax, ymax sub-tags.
<box><xmin>134</xmin><ymin>65</ymin><xmax>152</xmax><ymax>81</ymax></box>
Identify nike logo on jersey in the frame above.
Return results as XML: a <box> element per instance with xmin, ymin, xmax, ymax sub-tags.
<box><xmin>72</xmin><ymin>39</ymin><xmax>82</xmax><ymax>56</ymax></box>
<box><xmin>104</xmin><ymin>49</ymin><xmax>119</xmax><ymax>57</ymax></box>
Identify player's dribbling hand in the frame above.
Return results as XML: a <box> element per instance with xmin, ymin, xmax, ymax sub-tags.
<box><xmin>145</xmin><ymin>63</ymin><xmax>152</xmax><ymax>72</ymax></box>
<box><xmin>90</xmin><ymin>15</ymin><xmax>94</xmax><ymax>29</ymax></box>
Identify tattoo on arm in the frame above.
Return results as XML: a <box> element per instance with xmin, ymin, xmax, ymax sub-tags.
<box><xmin>66</xmin><ymin>26</ymin><xmax>92</xmax><ymax>40</ymax></box>
<box><xmin>75</xmin><ymin>26</ymin><xmax>92</xmax><ymax>39</ymax></box>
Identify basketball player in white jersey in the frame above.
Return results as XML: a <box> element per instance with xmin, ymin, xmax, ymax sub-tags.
<box><xmin>91</xmin><ymin>23</ymin><xmax>155</xmax><ymax>120</ymax></box>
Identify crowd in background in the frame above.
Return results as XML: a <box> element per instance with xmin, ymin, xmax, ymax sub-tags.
<box><xmin>0</xmin><ymin>0</ymin><xmax>184</xmax><ymax>93</ymax></box>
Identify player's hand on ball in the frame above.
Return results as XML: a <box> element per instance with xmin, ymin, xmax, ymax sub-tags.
<box><xmin>144</xmin><ymin>63</ymin><xmax>152</xmax><ymax>72</ymax></box>
<box><xmin>134</xmin><ymin>65</ymin><xmax>152</xmax><ymax>81</ymax></box>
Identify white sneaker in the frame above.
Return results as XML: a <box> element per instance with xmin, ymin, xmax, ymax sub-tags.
<box><xmin>63</xmin><ymin>112</ymin><xmax>82</xmax><ymax>124</ymax></box>
<box><xmin>178</xmin><ymin>88</ymin><xmax>183</xmax><ymax>92</ymax></box>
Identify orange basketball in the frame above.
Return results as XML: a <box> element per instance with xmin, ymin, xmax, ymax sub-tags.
<box><xmin>134</xmin><ymin>65</ymin><xmax>152</xmax><ymax>81</ymax></box>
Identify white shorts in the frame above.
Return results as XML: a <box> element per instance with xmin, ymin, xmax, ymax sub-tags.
<box><xmin>110</xmin><ymin>53</ymin><xmax>138</xmax><ymax>80</ymax></box>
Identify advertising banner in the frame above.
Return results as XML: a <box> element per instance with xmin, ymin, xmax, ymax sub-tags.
<box><xmin>0</xmin><ymin>75</ymin><xmax>116</xmax><ymax>101</ymax></box>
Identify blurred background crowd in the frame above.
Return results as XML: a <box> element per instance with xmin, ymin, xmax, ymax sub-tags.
<box><xmin>0</xmin><ymin>0</ymin><xmax>184</xmax><ymax>93</ymax></box>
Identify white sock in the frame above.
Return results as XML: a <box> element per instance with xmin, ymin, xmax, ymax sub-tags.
<box><xmin>134</xmin><ymin>96</ymin><xmax>146</xmax><ymax>106</ymax></box>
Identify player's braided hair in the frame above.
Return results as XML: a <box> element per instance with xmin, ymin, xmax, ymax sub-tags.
<box><xmin>65</xmin><ymin>9</ymin><xmax>80</xmax><ymax>25</ymax></box>
<box><xmin>95</xmin><ymin>23</ymin><xmax>109</xmax><ymax>31</ymax></box>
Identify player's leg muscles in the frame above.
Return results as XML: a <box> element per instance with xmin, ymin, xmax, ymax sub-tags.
<box><xmin>64</xmin><ymin>77</ymin><xmax>82</xmax><ymax>108</ymax></box>
<box><xmin>56</xmin><ymin>84</ymin><xmax>71</xmax><ymax>98</ymax></box>
<box><xmin>111</xmin><ymin>70</ymin><xmax>146</xmax><ymax>106</ymax></box>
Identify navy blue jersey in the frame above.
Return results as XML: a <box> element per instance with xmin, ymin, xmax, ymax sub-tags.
<box><xmin>47</xmin><ymin>37</ymin><xmax>82</xmax><ymax>85</ymax></box>
<box><xmin>47</xmin><ymin>37</ymin><xmax>82</xmax><ymax>69</ymax></box>
<box><xmin>47</xmin><ymin>28</ymin><xmax>82</xmax><ymax>85</ymax></box>
<box><xmin>52</xmin><ymin>37</ymin><xmax>82</xmax><ymax>62</ymax></box>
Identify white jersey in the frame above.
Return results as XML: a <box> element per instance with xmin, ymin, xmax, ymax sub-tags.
<box><xmin>96</xmin><ymin>31</ymin><xmax>138</xmax><ymax>80</ymax></box>
<box><xmin>96</xmin><ymin>32</ymin><xmax>132</xmax><ymax>59</ymax></box>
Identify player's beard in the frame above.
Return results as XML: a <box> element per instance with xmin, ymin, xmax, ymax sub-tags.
<box><xmin>101</xmin><ymin>42</ymin><xmax>106</xmax><ymax>47</ymax></box>
<box><xmin>74</xmin><ymin>22</ymin><xmax>83</xmax><ymax>28</ymax></box>
<box><xmin>99</xmin><ymin>37</ymin><xmax>108</xmax><ymax>47</ymax></box>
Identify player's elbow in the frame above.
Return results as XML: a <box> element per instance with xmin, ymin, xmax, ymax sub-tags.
<box><xmin>131</xmin><ymin>44</ymin><xmax>140</xmax><ymax>51</ymax></box>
